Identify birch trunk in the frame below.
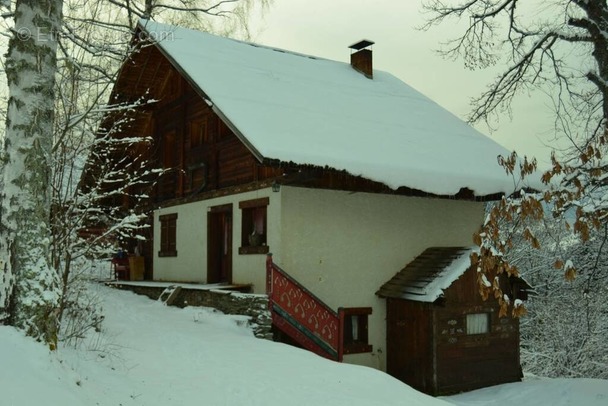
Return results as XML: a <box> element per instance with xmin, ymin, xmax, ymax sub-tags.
<box><xmin>0</xmin><ymin>0</ymin><xmax>63</xmax><ymax>347</ymax></box>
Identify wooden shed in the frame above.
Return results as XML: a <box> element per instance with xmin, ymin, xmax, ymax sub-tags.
<box><xmin>377</xmin><ymin>247</ymin><xmax>530</xmax><ymax>395</ymax></box>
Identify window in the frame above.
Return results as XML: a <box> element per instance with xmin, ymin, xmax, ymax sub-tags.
<box><xmin>239</xmin><ymin>197</ymin><xmax>269</xmax><ymax>255</ymax></box>
<box><xmin>466</xmin><ymin>313</ymin><xmax>490</xmax><ymax>335</ymax></box>
<box><xmin>341</xmin><ymin>307</ymin><xmax>373</xmax><ymax>354</ymax></box>
<box><xmin>190</xmin><ymin>119</ymin><xmax>209</xmax><ymax>148</ymax></box>
<box><xmin>188</xmin><ymin>162</ymin><xmax>206</xmax><ymax>192</ymax></box>
<box><xmin>158</xmin><ymin>130</ymin><xmax>179</xmax><ymax>200</ymax></box>
<box><xmin>159</xmin><ymin>213</ymin><xmax>178</xmax><ymax>257</ymax></box>
<box><xmin>162</xmin><ymin>130</ymin><xmax>176</xmax><ymax>169</ymax></box>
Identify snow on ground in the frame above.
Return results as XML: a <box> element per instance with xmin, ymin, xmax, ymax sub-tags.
<box><xmin>1</xmin><ymin>284</ymin><xmax>607</xmax><ymax>405</ymax></box>
<box><xmin>444</xmin><ymin>376</ymin><xmax>608</xmax><ymax>406</ymax></box>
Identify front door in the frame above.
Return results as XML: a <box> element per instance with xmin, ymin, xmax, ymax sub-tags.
<box><xmin>207</xmin><ymin>204</ymin><xmax>233</xmax><ymax>283</ymax></box>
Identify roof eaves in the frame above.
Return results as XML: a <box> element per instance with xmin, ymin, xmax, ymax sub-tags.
<box><xmin>210</xmin><ymin>104</ymin><xmax>264</xmax><ymax>163</ymax></box>
<box><xmin>376</xmin><ymin>247</ymin><xmax>475</xmax><ymax>302</ymax></box>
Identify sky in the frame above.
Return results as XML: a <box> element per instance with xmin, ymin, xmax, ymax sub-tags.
<box><xmin>1</xmin><ymin>281</ymin><xmax>607</xmax><ymax>405</ymax></box>
<box><xmin>250</xmin><ymin>0</ymin><xmax>559</xmax><ymax>165</ymax></box>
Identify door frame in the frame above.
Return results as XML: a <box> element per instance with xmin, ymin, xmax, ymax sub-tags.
<box><xmin>207</xmin><ymin>203</ymin><xmax>233</xmax><ymax>283</ymax></box>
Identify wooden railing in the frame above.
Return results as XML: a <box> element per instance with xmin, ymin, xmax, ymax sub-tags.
<box><xmin>266</xmin><ymin>254</ymin><xmax>344</xmax><ymax>361</ymax></box>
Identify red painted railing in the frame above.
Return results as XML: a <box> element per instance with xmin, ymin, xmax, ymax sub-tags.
<box><xmin>266</xmin><ymin>254</ymin><xmax>344</xmax><ymax>361</ymax></box>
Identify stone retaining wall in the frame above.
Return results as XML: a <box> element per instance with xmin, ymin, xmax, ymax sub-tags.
<box><xmin>110</xmin><ymin>284</ymin><xmax>273</xmax><ymax>340</ymax></box>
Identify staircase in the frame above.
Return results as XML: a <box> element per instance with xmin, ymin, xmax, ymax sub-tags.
<box><xmin>266</xmin><ymin>254</ymin><xmax>344</xmax><ymax>361</ymax></box>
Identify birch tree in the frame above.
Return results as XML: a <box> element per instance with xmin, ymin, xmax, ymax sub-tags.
<box><xmin>0</xmin><ymin>0</ymin><xmax>64</xmax><ymax>347</ymax></box>
<box><xmin>0</xmin><ymin>0</ymin><xmax>269</xmax><ymax>346</ymax></box>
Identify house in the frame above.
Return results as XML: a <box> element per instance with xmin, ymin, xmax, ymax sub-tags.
<box><xmin>103</xmin><ymin>20</ymin><xmax>528</xmax><ymax>394</ymax></box>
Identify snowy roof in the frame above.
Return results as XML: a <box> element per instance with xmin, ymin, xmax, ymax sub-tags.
<box><xmin>376</xmin><ymin>247</ymin><xmax>475</xmax><ymax>302</ymax></box>
<box><xmin>140</xmin><ymin>20</ymin><xmax>515</xmax><ymax>197</ymax></box>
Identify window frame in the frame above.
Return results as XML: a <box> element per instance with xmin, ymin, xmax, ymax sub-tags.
<box><xmin>341</xmin><ymin>307</ymin><xmax>373</xmax><ymax>355</ymax></box>
<box><xmin>158</xmin><ymin>213</ymin><xmax>178</xmax><ymax>257</ymax></box>
<box><xmin>238</xmin><ymin>197</ymin><xmax>269</xmax><ymax>255</ymax></box>
<box><xmin>466</xmin><ymin>312</ymin><xmax>491</xmax><ymax>335</ymax></box>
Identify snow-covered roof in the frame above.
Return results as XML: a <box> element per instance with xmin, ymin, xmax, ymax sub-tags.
<box><xmin>376</xmin><ymin>247</ymin><xmax>475</xmax><ymax>302</ymax></box>
<box><xmin>140</xmin><ymin>20</ymin><xmax>515</xmax><ymax>197</ymax></box>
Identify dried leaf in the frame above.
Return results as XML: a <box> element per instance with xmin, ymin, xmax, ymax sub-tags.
<box><xmin>472</xmin><ymin>232</ymin><xmax>482</xmax><ymax>247</ymax></box>
<box><xmin>512</xmin><ymin>304</ymin><xmax>527</xmax><ymax>318</ymax></box>
<box><xmin>499</xmin><ymin>303</ymin><xmax>508</xmax><ymax>318</ymax></box>
<box><xmin>565</xmin><ymin>267</ymin><xmax>577</xmax><ymax>281</ymax></box>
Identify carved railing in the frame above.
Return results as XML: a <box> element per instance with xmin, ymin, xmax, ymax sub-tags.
<box><xmin>266</xmin><ymin>254</ymin><xmax>344</xmax><ymax>361</ymax></box>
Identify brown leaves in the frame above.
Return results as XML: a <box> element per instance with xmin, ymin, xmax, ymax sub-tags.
<box><xmin>554</xmin><ymin>258</ymin><xmax>577</xmax><ymax>281</ymax></box>
<box><xmin>497</xmin><ymin>152</ymin><xmax>537</xmax><ymax>178</ymax></box>
<box><xmin>498</xmin><ymin>152</ymin><xmax>517</xmax><ymax>175</ymax></box>
<box><xmin>564</xmin><ymin>260</ymin><xmax>577</xmax><ymax>281</ymax></box>
<box><xmin>499</xmin><ymin>302</ymin><xmax>508</xmax><ymax>318</ymax></box>
<box><xmin>574</xmin><ymin>217</ymin><xmax>591</xmax><ymax>242</ymax></box>
<box><xmin>473</xmin><ymin>139</ymin><xmax>608</xmax><ymax>318</ymax></box>
<box><xmin>512</xmin><ymin>303</ymin><xmax>527</xmax><ymax>317</ymax></box>
<box><xmin>523</xmin><ymin>227</ymin><xmax>540</xmax><ymax>249</ymax></box>
<box><xmin>551</xmin><ymin>152</ymin><xmax>562</xmax><ymax>175</ymax></box>
<box><xmin>580</xmin><ymin>144</ymin><xmax>602</xmax><ymax>164</ymax></box>
<box><xmin>520</xmin><ymin>155</ymin><xmax>537</xmax><ymax>178</ymax></box>
<box><xmin>565</xmin><ymin>267</ymin><xmax>577</xmax><ymax>281</ymax></box>
<box><xmin>472</xmin><ymin>248</ymin><xmax>526</xmax><ymax>318</ymax></box>
<box><xmin>473</xmin><ymin>232</ymin><xmax>482</xmax><ymax>247</ymax></box>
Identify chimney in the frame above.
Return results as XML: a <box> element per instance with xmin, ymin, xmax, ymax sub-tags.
<box><xmin>349</xmin><ymin>40</ymin><xmax>374</xmax><ymax>79</ymax></box>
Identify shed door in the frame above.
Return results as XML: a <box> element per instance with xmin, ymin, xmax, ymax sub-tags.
<box><xmin>386</xmin><ymin>298</ymin><xmax>432</xmax><ymax>394</ymax></box>
<box><xmin>207</xmin><ymin>204</ymin><xmax>233</xmax><ymax>283</ymax></box>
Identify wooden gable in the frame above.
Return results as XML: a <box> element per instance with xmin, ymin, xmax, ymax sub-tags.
<box><xmin>101</xmin><ymin>37</ymin><xmax>502</xmax><ymax>212</ymax></box>
<box><xmin>105</xmin><ymin>42</ymin><xmax>284</xmax><ymax>206</ymax></box>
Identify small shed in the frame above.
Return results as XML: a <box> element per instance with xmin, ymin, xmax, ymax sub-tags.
<box><xmin>376</xmin><ymin>247</ymin><xmax>530</xmax><ymax>395</ymax></box>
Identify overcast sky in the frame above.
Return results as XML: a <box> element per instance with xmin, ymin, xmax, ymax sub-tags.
<box><xmin>250</xmin><ymin>0</ymin><xmax>559</xmax><ymax>165</ymax></box>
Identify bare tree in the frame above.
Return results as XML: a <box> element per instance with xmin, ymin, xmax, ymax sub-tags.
<box><xmin>0</xmin><ymin>0</ymin><xmax>270</xmax><ymax>346</ymax></box>
<box><xmin>501</xmin><ymin>213</ymin><xmax>608</xmax><ymax>378</ymax></box>
<box><xmin>424</xmin><ymin>0</ymin><xmax>608</xmax><ymax>135</ymax></box>
<box><xmin>424</xmin><ymin>1</ymin><xmax>608</xmax><ymax>316</ymax></box>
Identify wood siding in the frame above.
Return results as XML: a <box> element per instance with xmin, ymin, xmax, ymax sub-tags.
<box><xmin>433</xmin><ymin>267</ymin><xmax>521</xmax><ymax>394</ymax></box>
<box><xmin>386</xmin><ymin>299</ymin><xmax>434</xmax><ymax>393</ymax></box>
<box><xmin>386</xmin><ymin>267</ymin><xmax>522</xmax><ymax>395</ymax></box>
<box><xmin>150</xmin><ymin>65</ymin><xmax>259</xmax><ymax>202</ymax></box>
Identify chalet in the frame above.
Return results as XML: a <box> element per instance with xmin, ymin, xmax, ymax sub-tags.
<box><xmin>103</xmin><ymin>20</ymin><xmax>530</xmax><ymax>395</ymax></box>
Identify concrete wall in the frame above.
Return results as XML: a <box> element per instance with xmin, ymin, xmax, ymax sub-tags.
<box><xmin>153</xmin><ymin>187</ymin><xmax>281</xmax><ymax>292</ymax></box>
<box><xmin>277</xmin><ymin>186</ymin><xmax>484</xmax><ymax>370</ymax></box>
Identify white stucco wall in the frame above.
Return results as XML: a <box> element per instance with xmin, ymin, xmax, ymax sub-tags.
<box><xmin>152</xmin><ymin>185</ymin><xmax>484</xmax><ymax>372</ymax></box>
<box><xmin>277</xmin><ymin>186</ymin><xmax>485</xmax><ymax>370</ymax></box>
<box><xmin>153</xmin><ymin>187</ymin><xmax>281</xmax><ymax>292</ymax></box>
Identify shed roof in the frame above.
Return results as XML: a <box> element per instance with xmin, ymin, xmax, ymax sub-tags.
<box><xmin>376</xmin><ymin>247</ymin><xmax>475</xmax><ymax>302</ymax></box>
<box><xmin>138</xmin><ymin>20</ymin><xmax>516</xmax><ymax>197</ymax></box>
